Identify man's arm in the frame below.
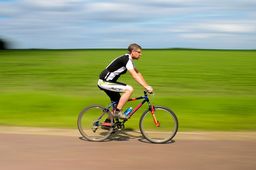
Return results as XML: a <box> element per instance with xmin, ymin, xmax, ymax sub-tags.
<box><xmin>128</xmin><ymin>68</ymin><xmax>153</xmax><ymax>92</ymax></box>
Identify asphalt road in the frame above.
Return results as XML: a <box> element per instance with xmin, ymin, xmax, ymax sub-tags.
<box><xmin>1</xmin><ymin>128</ymin><xmax>255</xmax><ymax>170</ymax></box>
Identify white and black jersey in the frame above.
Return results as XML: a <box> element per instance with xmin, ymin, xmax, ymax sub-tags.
<box><xmin>99</xmin><ymin>54</ymin><xmax>134</xmax><ymax>82</ymax></box>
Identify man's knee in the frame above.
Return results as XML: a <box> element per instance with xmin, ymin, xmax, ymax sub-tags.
<box><xmin>126</xmin><ymin>85</ymin><xmax>134</xmax><ymax>93</ymax></box>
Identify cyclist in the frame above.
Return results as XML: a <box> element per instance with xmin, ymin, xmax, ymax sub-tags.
<box><xmin>98</xmin><ymin>43</ymin><xmax>153</xmax><ymax>120</ymax></box>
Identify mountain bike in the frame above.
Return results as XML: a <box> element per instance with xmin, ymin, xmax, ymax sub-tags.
<box><xmin>77</xmin><ymin>91</ymin><xmax>178</xmax><ymax>144</ymax></box>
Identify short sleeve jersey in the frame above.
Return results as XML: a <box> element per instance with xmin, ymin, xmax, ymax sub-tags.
<box><xmin>99</xmin><ymin>54</ymin><xmax>134</xmax><ymax>82</ymax></box>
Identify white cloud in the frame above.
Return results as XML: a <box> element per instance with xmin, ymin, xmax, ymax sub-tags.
<box><xmin>203</xmin><ymin>23</ymin><xmax>256</xmax><ymax>33</ymax></box>
<box><xmin>0</xmin><ymin>0</ymin><xmax>256</xmax><ymax>49</ymax></box>
<box><xmin>21</xmin><ymin>0</ymin><xmax>82</xmax><ymax>8</ymax></box>
<box><xmin>85</xmin><ymin>2</ymin><xmax>130</xmax><ymax>12</ymax></box>
<box><xmin>180</xmin><ymin>33</ymin><xmax>212</xmax><ymax>39</ymax></box>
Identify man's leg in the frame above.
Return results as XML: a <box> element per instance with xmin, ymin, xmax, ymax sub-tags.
<box><xmin>102</xmin><ymin>85</ymin><xmax>134</xmax><ymax>118</ymax></box>
<box><xmin>102</xmin><ymin>87</ymin><xmax>133</xmax><ymax>120</ymax></box>
<box><xmin>100</xmin><ymin>90</ymin><xmax>120</xmax><ymax>127</ymax></box>
<box><xmin>116</xmin><ymin>85</ymin><xmax>133</xmax><ymax>110</ymax></box>
<box><xmin>98</xmin><ymin>80</ymin><xmax>134</xmax><ymax>118</ymax></box>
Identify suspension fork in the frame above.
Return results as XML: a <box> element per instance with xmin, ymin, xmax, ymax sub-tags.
<box><xmin>149</xmin><ymin>104</ymin><xmax>160</xmax><ymax>127</ymax></box>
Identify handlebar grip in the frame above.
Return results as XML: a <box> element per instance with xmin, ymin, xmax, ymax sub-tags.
<box><xmin>144</xmin><ymin>90</ymin><xmax>154</xmax><ymax>95</ymax></box>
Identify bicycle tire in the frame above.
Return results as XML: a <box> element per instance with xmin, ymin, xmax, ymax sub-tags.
<box><xmin>77</xmin><ymin>105</ymin><xmax>114</xmax><ymax>142</ymax></box>
<box><xmin>139</xmin><ymin>106</ymin><xmax>178</xmax><ymax>144</ymax></box>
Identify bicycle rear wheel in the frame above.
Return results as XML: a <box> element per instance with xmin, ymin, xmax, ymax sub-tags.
<box><xmin>139</xmin><ymin>106</ymin><xmax>178</xmax><ymax>144</ymax></box>
<box><xmin>77</xmin><ymin>105</ymin><xmax>113</xmax><ymax>142</ymax></box>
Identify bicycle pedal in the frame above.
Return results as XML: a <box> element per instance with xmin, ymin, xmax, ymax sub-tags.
<box><xmin>92</xmin><ymin>126</ymin><xmax>98</xmax><ymax>132</ymax></box>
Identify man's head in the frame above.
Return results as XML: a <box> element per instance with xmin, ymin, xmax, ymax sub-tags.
<box><xmin>128</xmin><ymin>43</ymin><xmax>142</xmax><ymax>60</ymax></box>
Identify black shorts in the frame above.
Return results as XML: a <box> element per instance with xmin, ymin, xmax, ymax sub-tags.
<box><xmin>100</xmin><ymin>89</ymin><xmax>121</xmax><ymax>103</ymax></box>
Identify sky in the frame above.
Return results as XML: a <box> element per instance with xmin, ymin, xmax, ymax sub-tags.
<box><xmin>0</xmin><ymin>0</ymin><xmax>256</xmax><ymax>49</ymax></box>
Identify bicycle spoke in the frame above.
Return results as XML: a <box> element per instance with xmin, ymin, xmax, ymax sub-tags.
<box><xmin>77</xmin><ymin>105</ymin><xmax>114</xmax><ymax>142</ymax></box>
<box><xmin>140</xmin><ymin>106</ymin><xmax>178</xmax><ymax>143</ymax></box>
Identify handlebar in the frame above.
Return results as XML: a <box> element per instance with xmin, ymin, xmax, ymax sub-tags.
<box><xmin>144</xmin><ymin>90</ymin><xmax>154</xmax><ymax>95</ymax></box>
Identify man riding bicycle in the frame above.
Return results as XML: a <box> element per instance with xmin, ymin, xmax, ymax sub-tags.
<box><xmin>98</xmin><ymin>43</ymin><xmax>153</xmax><ymax>120</ymax></box>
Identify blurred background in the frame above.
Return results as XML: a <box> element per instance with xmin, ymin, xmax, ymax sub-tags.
<box><xmin>0</xmin><ymin>0</ymin><xmax>255</xmax><ymax>131</ymax></box>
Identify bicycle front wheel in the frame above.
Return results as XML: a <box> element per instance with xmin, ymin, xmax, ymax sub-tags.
<box><xmin>77</xmin><ymin>105</ymin><xmax>113</xmax><ymax>142</ymax></box>
<box><xmin>139</xmin><ymin>106</ymin><xmax>178</xmax><ymax>144</ymax></box>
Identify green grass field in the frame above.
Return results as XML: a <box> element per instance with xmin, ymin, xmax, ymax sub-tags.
<box><xmin>0</xmin><ymin>49</ymin><xmax>255</xmax><ymax>131</ymax></box>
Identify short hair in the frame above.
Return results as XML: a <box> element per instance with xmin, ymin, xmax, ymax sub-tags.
<box><xmin>128</xmin><ymin>43</ymin><xmax>142</xmax><ymax>53</ymax></box>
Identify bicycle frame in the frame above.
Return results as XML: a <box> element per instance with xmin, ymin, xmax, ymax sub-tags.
<box><xmin>107</xmin><ymin>91</ymin><xmax>160</xmax><ymax>127</ymax></box>
<box><xmin>127</xmin><ymin>91</ymin><xmax>152</xmax><ymax>118</ymax></box>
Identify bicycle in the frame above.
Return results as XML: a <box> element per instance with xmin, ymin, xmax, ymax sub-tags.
<box><xmin>77</xmin><ymin>91</ymin><xmax>178</xmax><ymax>144</ymax></box>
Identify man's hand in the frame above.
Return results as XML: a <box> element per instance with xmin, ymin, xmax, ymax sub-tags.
<box><xmin>145</xmin><ymin>86</ymin><xmax>153</xmax><ymax>94</ymax></box>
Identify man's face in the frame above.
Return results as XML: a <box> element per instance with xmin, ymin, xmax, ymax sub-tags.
<box><xmin>131</xmin><ymin>48</ymin><xmax>142</xmax><ymax>60</ymax></box>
